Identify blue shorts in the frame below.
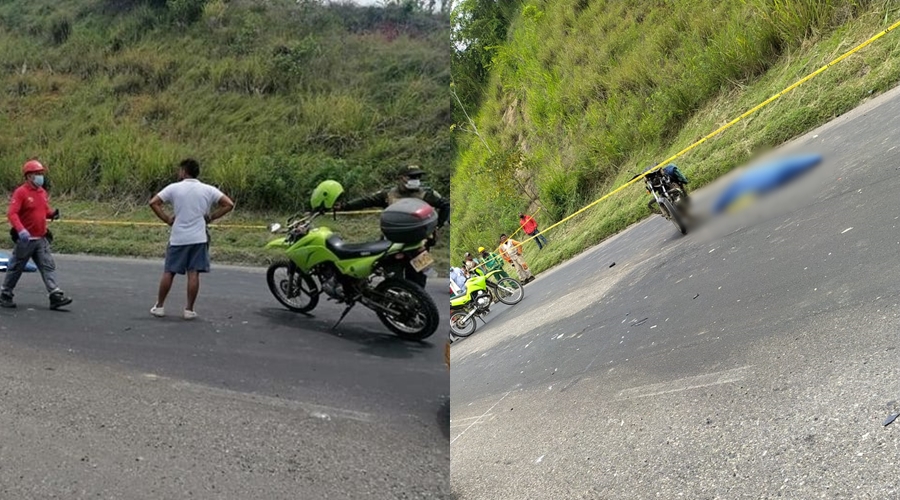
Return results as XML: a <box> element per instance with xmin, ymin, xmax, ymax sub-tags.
<box><xmin>165</xmin><ymin>243</ymin><xmax>210</xmax><ymax>274</ymax></box>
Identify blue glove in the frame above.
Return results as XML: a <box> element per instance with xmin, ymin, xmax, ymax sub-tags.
<box><xmin>18</xmin><ymin>229</ymin><xmax>30</xmax><ymax>241</ymax></box>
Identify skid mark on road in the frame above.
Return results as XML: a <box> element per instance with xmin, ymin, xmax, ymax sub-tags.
<box><xmin>615</xmin><ymin>365</ymin><xmax>753</xmax><ymax>401</ymax></box>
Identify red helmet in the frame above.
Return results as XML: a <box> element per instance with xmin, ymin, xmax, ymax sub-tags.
<box><xmin>22</xmin><ymin>160</ymin><xmax>45</xmax><ymax>176</ymax></box>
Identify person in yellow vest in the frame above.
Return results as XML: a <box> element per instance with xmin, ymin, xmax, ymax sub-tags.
<box><xmin>499</xmin><ymin>234</ymin><xmax>533</xmax><ymax>283</ymax></box>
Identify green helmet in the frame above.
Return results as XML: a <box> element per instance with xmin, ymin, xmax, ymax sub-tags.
<box><xmin>310</xmin><ymin>180</ymin><xmax>344</xmax><ymax>211</ymax></box>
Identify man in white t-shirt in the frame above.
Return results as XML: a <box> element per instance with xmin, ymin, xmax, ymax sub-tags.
<box><xmin>148</xmin><ymin>158</ymin><xmax>234</xmax><ymax>320</ymax></box>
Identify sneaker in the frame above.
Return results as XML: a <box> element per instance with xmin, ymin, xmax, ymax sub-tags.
<box><xmin>150</xmin><ymin>305</ymin><xmax>165</xmax><ymax>317</ymax></box>
<box><xmin>49</xmin><ymin>291</ymin><xmax>72</xmax><ymax>310</ymax></box>
<box><xmin>0</xmin><ymin>293</ymin><xmax>15</xmax><ymax>309</ymax></box>
<box><xmin>183</xmin><ymin>309</ymin><xmax>198</xmax><ymax>320</ymax></box>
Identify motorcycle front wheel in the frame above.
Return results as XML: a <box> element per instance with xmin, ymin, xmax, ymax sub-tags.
<box><xmin>450</xmin><ymin>311</ymin><xmax>477</xmax><ymax>337</ymax></box>
<box><xmin>492</xmin><ymin>277</ymin><xmax>524</xmax><ymax>305</ymax></box>
<box><xmin>374</xmin><ymin>278</ymin><xmax>439</xmax><ymax>340</ymax></box>
<box><xmin>266</xmin><ymin>261</ymin><xmax>320</xmax><ymax>313</ymax></box>
<box><xmin>660</xmin><ymin>198</ymin><xmax>687</xmax><ymax>235</ymax></box>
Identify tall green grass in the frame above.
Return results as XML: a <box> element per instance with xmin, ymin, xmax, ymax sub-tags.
<box><xmin>0</xmin><ymin>0</ymin><xmax>450</xmax><ymax>211</ymax></box>
<box><xmin>451</xmin><ymin>0</ymin><xmax>900</xmax><ymax>268</ymax></box>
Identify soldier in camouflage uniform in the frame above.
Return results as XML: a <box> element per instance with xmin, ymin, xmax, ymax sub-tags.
<box><xmin>337</xmin><ymin>165</ymin><xmax>450</xmax><ymax>287</ymax></box>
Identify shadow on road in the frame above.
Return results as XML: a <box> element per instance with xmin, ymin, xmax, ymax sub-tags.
<box><xmin>255</xmin><ymin>307</ymin><xmax>439</xmax><ymax>360</ymax></box>
<box><xmin>437</xmin><ymin>396</ymin><xmax>450</xmax><ymax>440</ymax></box>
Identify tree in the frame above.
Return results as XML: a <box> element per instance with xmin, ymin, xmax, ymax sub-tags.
<box><xmin>450</xmin><ymin>0</ymin><xmax>520</xmax><ymax>126</ymax></box>
<box><xmin>380</xmin><ymin>0</ymin><xmax>453</xmax><ymax>13</ymax></box>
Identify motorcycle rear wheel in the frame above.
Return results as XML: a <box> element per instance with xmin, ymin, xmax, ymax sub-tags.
<box><xmin>266</xmin><ymin>261</ymin><xmax>320</xmax><ymax>313</ymax></box>
<box><xmin>660</xmin><ymin>198</ymin><xmax>687</xmax><ymax>235</ymax></box>
<box><xmin>450</xmin><ymin>311</ymin><xmax>477</xmax><ymax>337</ymax></box>
<box><xmin>374</xmin><ymin>278</ymin><xmax>439</xmax><ymax>340</ymax></box>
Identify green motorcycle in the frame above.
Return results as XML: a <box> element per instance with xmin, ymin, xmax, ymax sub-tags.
<box><xmin>449</xmin><ymin>270</ymin><xmax>523</xmax><ymax>337</ymax></box>
<box><xmin>265</xmin><ymin>180</ymin><xmax>440</xmax><ymax>340</ymax></box>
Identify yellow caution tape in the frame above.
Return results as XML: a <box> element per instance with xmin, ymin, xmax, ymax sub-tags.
<box><xmin>55</xmin><ymin>209</ymin><xmax>383</xmax><ymax>230</ymax></box>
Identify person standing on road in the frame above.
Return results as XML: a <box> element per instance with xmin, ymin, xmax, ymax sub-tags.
<box><xmin>149</xmin><ymin>158</ymin><xmax>234</xmax><ymax>320</ymax></box>
<box><xmin>0</xmin><ymin>160</ymin><xmax>72</xmax><ymax>310</ymax></box>
<box><xmin>499</xmin><ymin>234</ymin><xmax>534</xmax><ymax>283</ymax></box>
<box><xmin>519</xmin><ymin>213</ymin><xmax>548</xmax><ymax>250</ymax></box>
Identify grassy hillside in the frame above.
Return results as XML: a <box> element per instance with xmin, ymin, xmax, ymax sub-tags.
<box><xmin>450</xmin><ymin>0</ymin><xmax>900</xmax><ymax>272</ymax></box>
<box><xmin>0</xmin><ymin>0</ymin><xmax>450</xmax><ymax>211</ymax></box>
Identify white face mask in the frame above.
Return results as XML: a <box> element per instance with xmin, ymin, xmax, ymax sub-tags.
<box><xmin>405</xmin><ymin>179</ymin><xmax>421</xmax><ymax>190</ymax></box>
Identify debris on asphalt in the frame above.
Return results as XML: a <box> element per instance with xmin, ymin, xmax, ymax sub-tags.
<box><xmin>694</xmin><ymin>294</ymin><xmax>700</xmax><ymax>299</ymax></box>
<box><xmin>609</xmin><ymin>262</ymin><xmax>616</xmax><ymax>268</ymax></box>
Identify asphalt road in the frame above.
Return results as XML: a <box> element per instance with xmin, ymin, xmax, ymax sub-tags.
<box><xmin>450</xmin><ymin>85</ymin><xmax>900</xmax><ymax>498</ymax></box>
<box><xmin>0</xmin><ymin>255</ymin><xmax>449</xmax><ymax>499</ymax></box>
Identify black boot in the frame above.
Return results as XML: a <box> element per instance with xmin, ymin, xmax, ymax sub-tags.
<box><xmin>0</xmin><ymin>292</ymin><xmax>15</xmax><ymax>309</ymax></box>
<box><xmin>49</xmin><ymin>290</ymin><xmax>72</xmax><ymax>310</ymax></box>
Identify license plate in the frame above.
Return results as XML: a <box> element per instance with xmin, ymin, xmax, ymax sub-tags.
<box><xmin>410</xmin><ymin>251</ymin><xmax>435</xmax><ymax>272</ymax></box>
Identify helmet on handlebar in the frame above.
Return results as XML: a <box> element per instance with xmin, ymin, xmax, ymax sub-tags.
<box><xmin>310</xmin><ymin>180</ymin><xmax>344</xmax><ymax>211</ymax></box>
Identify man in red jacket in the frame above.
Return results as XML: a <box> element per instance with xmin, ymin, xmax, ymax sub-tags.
<box><xmin>519</xmin><ymin>213</ymin><xmax>549</xmax><ymax>250</ymax></box>
<box><xmin>0</xmin><ymin>160</ymin><xmax>72</xmax><ymax>309</ymax></box>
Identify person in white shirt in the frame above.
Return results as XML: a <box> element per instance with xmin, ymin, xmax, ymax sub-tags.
<box><xmin>499</xmin><ymin>234</ymin><xmax>534</xmax><ymax>283</ymax></box>
<box><xmin>148</xmin><ymin>158</ymin><xmax>234</xmax><ymax>320</ymax></box>
<box><xmin>449</xmin><ymin>266</ymin><xmax>467</xmax><ymax>296</ymax></box>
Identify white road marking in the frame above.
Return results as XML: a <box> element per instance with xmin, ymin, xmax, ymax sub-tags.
<box><xmin>616</xmin><ymin>366</ymin><xmax>753</xmax><ymax>401</ymax></box>
<box><xmin>451</xmin><ymin>414</ymin><xmax>494</xmax><ymax>422</ymax></box>
<box><xmin>169</xmin><ymin>380</ymin><xmax>374</xmax><ymax>422</ymax></box>
<box><xmin>451</xmin><ymin>391</ymin><xmax>511</xmax><ymax>445</ymax></box>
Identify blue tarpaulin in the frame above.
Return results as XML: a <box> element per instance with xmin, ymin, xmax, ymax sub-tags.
<box><xmin>713</xmin><ymin>154</ymin><xmax>823</xmax><ymax>214</ymax></box>
<box><xmin>0</xmin><ymin>251</ymin><xmax>38</xmax><ymax>272</ymax></box>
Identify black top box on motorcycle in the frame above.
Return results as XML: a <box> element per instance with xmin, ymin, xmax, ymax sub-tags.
<box><xmin>380</xmin><ymin>198</ymin><xmax>438</xmax><ymax>244</ymax></box>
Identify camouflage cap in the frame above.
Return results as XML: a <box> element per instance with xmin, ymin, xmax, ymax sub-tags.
<box><xmin>398</xmin><ymin>165</ymin><xmax>426</xmax><ymax>177</ymax></box>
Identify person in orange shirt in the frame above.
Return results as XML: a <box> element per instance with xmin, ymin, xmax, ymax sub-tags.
<box><xmin>499</xmin><ymin>233</ymin><xmax>534</xmax><ymax>283</ymax></box>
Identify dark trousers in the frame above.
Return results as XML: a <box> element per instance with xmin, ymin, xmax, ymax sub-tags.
<box><xmin>2</xmin><ymin>238</ymin><xmax>60</xmax><ymax>296</ymax></box>
<box><xmin>528</xmin><ymin>228</ymin><xmax>549</xmax><ymax>249</ymax></box>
